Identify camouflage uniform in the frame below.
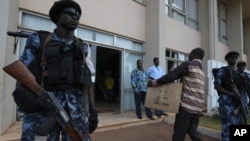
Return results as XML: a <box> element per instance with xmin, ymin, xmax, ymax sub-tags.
<box><xmin>237</xmin><ymin>70</ymin><xmax>250</xmax><ymax>111</ymax></box>
<box><xmin>215</xmin><ymin>68</ymin><xmax>248</xmax><ymax>141</ymax></box>
<box><xmin>19</xmin><ymin>32</ymin><xmax>90</xmax><ymax>141</ymax></box>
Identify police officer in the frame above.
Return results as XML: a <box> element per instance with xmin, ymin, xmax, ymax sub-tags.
<box><xmin>214</xmin><ymin>51</ymin><xmax>248</xmax><ymax>141</ymax></box>
<box><xmin>14</xmin><ymin>0</ymin><xmax>93</xmax><ymax>141</ymax></box>
<box><xmin>237</xmin><ymin>61</ymin><xmax>250</xmax><ymax>110</ymax></box>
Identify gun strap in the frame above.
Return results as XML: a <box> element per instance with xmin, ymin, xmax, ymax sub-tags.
<box><xmin>78</xmin><ymin>39</ymin><xmax>89</xmax><ymax>116</ymax></box>
<box><xmin>228</xmin><ymin>68</ymin><xmax>234</xmax><ymax>83</ymax></box>
<box><xmin>40</xmin><ymin>33</ymin><xmax>53</xmax><ymax>88</ymax></box>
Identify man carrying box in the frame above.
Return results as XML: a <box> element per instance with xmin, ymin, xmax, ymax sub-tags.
<box><xmin>150</xmin><ymin>48</ymin><xmax>205</xmax><ymax>141</ymax></box>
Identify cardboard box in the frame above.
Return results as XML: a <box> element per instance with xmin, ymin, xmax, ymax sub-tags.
<box><xmin>145</xmin><ymin>83</ymin><xmax>183</xmax><ymax>113</ymax></box>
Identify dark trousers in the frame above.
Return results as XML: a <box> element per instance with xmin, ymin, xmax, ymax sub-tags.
<box><xmin>134</xmin><ymin>91</ymin><xmax>152</xmax><ymax>117</ymax></box>
<box><xmin>106</xmin><ymin>89</ymin><xmax>114</xmax><ymax>103</ymax></box>
<box><xmin>172</xmin><ymin>106</ymin><xmax>203</xmax><ymax>141</ymax></box>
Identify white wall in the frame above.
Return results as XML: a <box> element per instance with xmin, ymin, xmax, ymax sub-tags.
<box><xmin>0</xmin><ymin>0</ymin><xmax>19</xmax><ymax>135</ymax></box>
<box><xmin>228</xmin><ymin>0</ymin><xmax>244</xmax><ymax>59</ymax></box>
<box><xmin>206</xmin><ymin>60</ymin><xmax>226</xmax><ymax>116</ymax></box>
<box><xmin>244</xmin><ymin>20</ymin><xmax>250</xmax><ymax>69</ymax></box>
<box><xmin>20</xmin><ymin>0</ymin><xmax>146</xmax><ymax>41</ymax></box>
<box><xmin>165</xmin><ymin>17</ymin><xmax>201</xmax><ymax>53</ymax></box>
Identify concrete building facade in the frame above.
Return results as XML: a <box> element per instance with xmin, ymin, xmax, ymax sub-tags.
<box><xmin>0</xmin><ymin>0</ymin><xmax>249</xmax><ymax>135</ymax></box>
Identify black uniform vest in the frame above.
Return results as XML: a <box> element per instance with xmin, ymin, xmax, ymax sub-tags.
<box><xmin>219</xmin><ymin>67</ymin><xmax>245</xmax><ymax>92</ymax></box>
<box><xmin>28</xmin><ymin>31</ymin><xmax>92</xmax><ymax>91</ymax></box>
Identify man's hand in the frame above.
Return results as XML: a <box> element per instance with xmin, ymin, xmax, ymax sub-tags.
<box><xmin>133</xmin><ymin>88</ymin><xmax>140</xmax><ymax>95</ymax></box>
<box><xmin>150</xmin><ymin>80</ymin><xmax>158</xmax><ymax>87</ymax></box>
<box><xmin>89</xmin><ymin>109</ymin><xmax>98</xmax><ymax>133</ymax></box>
<box><xmin>12</xmin><ymin>87</ymin><xmax>50</xmax><ymax>113</ymax></box>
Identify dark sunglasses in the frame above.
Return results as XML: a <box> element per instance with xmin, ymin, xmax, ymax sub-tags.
<box><xmin>61</xmin><ymin>8</ymin><xmax>81</xmax><ymax>19</ymax></box>
<box><xmin>229</xmin><ymin>56</ymin><xmax>238</xmax><ymax>59</ymax></box>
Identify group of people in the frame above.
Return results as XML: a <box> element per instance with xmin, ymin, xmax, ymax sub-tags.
<box><xmin>214</xmin><ymin>51</ymin><xmax>250</xmax><ymax>141</ymax></box>
<box><xmin>130</xmin><ymin>57</ymin><xmax>168</xmax><ymax>120</ymax></box>
<box><xmin>131</xmin><ymin>49</ymin><xmax>250</xmax><ymax>141</ymax></box>
<box><xmin>130</xmin><ymin>48</ymin><xmax>205</xmax><ymax>141</ymax></box>
<box><xmin>7</xmin><ymin>0</ymin><xmax>250</xmax><ymax>141</ymax></box>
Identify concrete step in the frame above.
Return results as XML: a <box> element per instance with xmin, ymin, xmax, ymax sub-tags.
<box><xmin>0</xmin><ymin>111</ymin><xmax>170</xmax><ymax>141</ymax></box>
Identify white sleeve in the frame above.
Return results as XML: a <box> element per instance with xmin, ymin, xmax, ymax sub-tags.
<box><xmin>86</xmin><ymin>43</ymin><xmax>96</xmax><ymax>74</ymax></box>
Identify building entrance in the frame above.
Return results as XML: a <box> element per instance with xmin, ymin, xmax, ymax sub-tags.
<box><xmin>94</xmin><ymin>46</ymin><xmax>121</xmax><ymax>113</ymax></box>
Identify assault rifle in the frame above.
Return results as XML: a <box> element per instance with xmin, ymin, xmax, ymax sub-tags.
<box><xmin>228</xmin><ymin>68</ymin><xmax>248</xmax><ymax>125</ymax></box>
<box><xmin>3</xmin><ymin>60</ymin><xmax>84</xmax><ymax>141</ymax></box>
<box><xmin>231</xmin><ymin>84</ymin><xmax>248</xmax><ymax>124</ymax></box>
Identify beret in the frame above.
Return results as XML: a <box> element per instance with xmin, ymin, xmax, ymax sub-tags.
<box><xmin>49</xmin><ymin>0</ymin><xmax>82</xmax><ymax>24</ymax></box>
<box><xmin>224</xmin><ymin>51</ymin><xmax>239</xmax><ymax>60</ymax></box>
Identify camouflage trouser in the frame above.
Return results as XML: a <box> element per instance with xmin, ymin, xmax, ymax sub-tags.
<box><xmin>20</xmin><ymin>89</ymin><xmax>90</xmax><ymax>141</ymax></box>
<box><xmin>218</xmin><ymin>93</ymin><xmax>248</xmax><ymax>141</ymax></box>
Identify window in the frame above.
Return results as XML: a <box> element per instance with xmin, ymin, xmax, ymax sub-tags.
<box><xmin>165</xmin><ymin>49</ymin><xmax>188</xmax><ymax>71</ymax></box>
<box><xmin>165</xmin><ymin>0</ymin><xmax>198</xmax><ymax>30</ymax></box>
<box><xmin>19</xmin><ymin>12</ymin><xmax>144</xmax><ymax>56</ymax></box>
<box><xmin>217</xmin><ymin>0</ymin><xmax>228</xmax><ymax>44</ymax></box>
<box><xmin>133</xmin><ymin>0</ymin><xmax>145</xmax><ymax>5</ymax></box>
<box><xmin>165</xmin><ymin>49</ymin><xmax>188</xmax><ymax>82</ymax></box>
<box><xmin>21</xmin><ymin>13</ymin><xmax>55</xmax><ymax>31</ymax></box>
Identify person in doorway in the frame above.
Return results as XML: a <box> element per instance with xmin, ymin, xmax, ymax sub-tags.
<box><xmin>147</xmin><ymin>57</ymin><xmax>168</xmax><ymax>117</ymax></box>
<box><xmin>131</xmin><ymin>59</ymin><xmax>154</xmax><ymax>120</ymax></box>
<box><xmin>105</xmin><ymin>71</ymin><xmax>114</xmax><ymax>103</ymax></box>
<box><xmin>214</xmin><ymin>51</ymin><xmax>249</xmax><ymax>141</ymax></box>
<box><xmin>12</xmin><ymin>0</ymin><xmax>94</xmax><ymax>140</ymax></box>
<box><xmin>150</xmin><ymin>48</ymin><xmax>205</xmax><ymax>141</ymax></box>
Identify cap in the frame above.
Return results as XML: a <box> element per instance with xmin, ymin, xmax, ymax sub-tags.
<box><xmin>224</xmin><ymin>51</ymin><xmax>239</xmax><ymax>60</ymax></box>
<box><xmin>49</xmin><ymin>0</ymin><xmax>82</xmax><ymax>24</ymax></box>
<box><xmin>237</xmin><ymin>61</ymin><xmax>246</xmax><ymax>67</ymax></box>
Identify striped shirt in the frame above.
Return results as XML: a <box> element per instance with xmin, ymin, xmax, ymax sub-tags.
<box><xmin>156</xmin><ymin>59</ymin><xmax>205</xmax><ymax>114</ymax></box>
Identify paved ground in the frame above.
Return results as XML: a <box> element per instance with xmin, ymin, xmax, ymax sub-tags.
<box><xmin>91</xmin><ymin>122</ymin><xmax>219</xmax><ymax>141</ymax></box>
<box><xmin>2</xmin><ymin>110</ymin><xmax>221</xmax><ymax>141</ymax></box>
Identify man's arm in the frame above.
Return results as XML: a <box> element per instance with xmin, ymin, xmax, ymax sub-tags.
<box><xmin>214</xmin><ymin>68</ymin><xmax>235</xmax><ymax>96</ymax></box>
<box><xmin>146</xmin><ymin>67</ymin><xmax>154</xmax><ymax>80</ymax></box>
<box><xmin>156</xmin><ymin>62</ymin><xmax>188</xmax><ymax>85</ymax></box>
<box><xmin>131</xmin><ymin>70</ymin><xmax>137</xmax><ymax>88</ymax></box>
<box><xmin>214</xmin><ymin>84</ymin><xmax>235</xmax><ymax>96</ymax></box>
<box><xmin>19</xmin><ymin>32</ymin><xmax>41</xmax><ymax>66</ymax></box>
<box><xmin>3</xmin><ymin>61</ymin><xmax>84</xmax><ymax>141</ymax></box>
<box><xmin>131</xmin><ymin>70</ymin><xmax>139</xmax><ymax>94</ymax></box>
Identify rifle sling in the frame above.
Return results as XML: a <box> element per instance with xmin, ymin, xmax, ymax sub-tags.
<box><xmin>40</xmin><ymin>33</ymin><xmax>52</xmax><ymax>88</ymax></box>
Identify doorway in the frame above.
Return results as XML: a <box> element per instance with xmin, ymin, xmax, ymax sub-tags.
<box><xmin>94</xmin><ymin>46</ymin><xmax>121</xmax><ymax>113</ymax></box>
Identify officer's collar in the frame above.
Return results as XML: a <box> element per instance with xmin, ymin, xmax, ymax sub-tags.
<box><xmin>52</xmin><ymin>32</ymin><xmax>74</xmax><ymax>43</ymax></box>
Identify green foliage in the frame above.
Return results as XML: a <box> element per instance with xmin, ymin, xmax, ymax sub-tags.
<box><xmin>199</xmin><ymin>108</ymin><xmax>250</xmax><ymax>131</ymax></box>
<box><xmin>210</xmin><ymin>107</ymin><xmax>220</xmax><ymax>119</ymax></box>
<box><xmin>199</xmin><ymin>115</ymin><xmax>221</xmax><ymax>131</ymax></box>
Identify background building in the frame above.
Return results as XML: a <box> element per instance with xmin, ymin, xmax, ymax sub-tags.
<box><xmin>0</xmin><ymin>0</ymin><xmax>249</xmax><ymax>135</ymax></box>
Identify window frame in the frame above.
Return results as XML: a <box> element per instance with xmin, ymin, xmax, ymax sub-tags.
<box><xmin>217</xmin><ymin>0</ymin><xmax>228</xmax><ymax>45</ymax></box>
<box><xmin>133</xmin><ymin>0</ymin><xmax>146</xmax><ymax>6</ymax></box>
<box><xmin>165</xmin><ymin>0</ymin><xmax>199</xmax><ymax>30</ymax></box>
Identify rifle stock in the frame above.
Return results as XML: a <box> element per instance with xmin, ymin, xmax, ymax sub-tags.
<box><xmin>3</xmin><ymin>60</ymin><xmax>44</xmax><ymax>95</ymax></box>
<box><xmin>3</xmin><ymin>60</ymin><xmax>84</xmax><ymax>141</ymax></box>
<box><xmin>64</xmin><ymin>124</ymin><xmax>84</xmax><ymax>141</ymax></box>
